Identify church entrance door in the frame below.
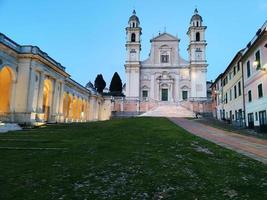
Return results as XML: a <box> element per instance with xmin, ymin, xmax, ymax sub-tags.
<box><xmin>161</xmin><ymin>89</ymin><xmax>168</xmax><ymax>101</ymax></box>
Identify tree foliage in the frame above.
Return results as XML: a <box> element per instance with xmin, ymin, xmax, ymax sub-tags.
<box><xmin>109</xmin><ymin>72</ymin><xmax>122</xmax><ymax>95</ymax></box>
<box><xmin>94</xmin><ymin>74</ymin><xmax>106</xmax><ymax>93</ymax></box>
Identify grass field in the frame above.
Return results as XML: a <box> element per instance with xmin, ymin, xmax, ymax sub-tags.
<box><xmin>0</xmin><ymin>117</ymin><xmax>266</xmax><ymax>199</ymax></box>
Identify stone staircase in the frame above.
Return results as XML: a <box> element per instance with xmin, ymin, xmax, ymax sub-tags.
<box><xmin>0</xmin><ymin>122</ymin><xmax>22</xmax><ymax>133</ymax></box>
<box><xmin>140</xmin><ymin>103</ymin><xmax>195</xmax><ymax>118</ymax></box>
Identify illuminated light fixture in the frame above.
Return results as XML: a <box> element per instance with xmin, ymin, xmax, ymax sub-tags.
<box><xmin>253</xmin><ymin>60</ymin><xmax>259</xmax><ymax>67</ymax></box>
<box><xmin>262</xmin><ymin>63</ymin><xmax>267</xmax><ymax>71</ymax></box>
<box><xmin>81</xmin><ymin>112</ymin><xmax>84</xmax><ymax>118</ymax></box>
<box><xmin>254</xmin><ymin>60</ymin><xmax>267</xmax><ymax>71</ymax></box>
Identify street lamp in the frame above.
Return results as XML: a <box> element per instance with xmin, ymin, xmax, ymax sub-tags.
<box><xmin>253</xmin><ymin>61</ymin><xmax>266</xmax><ymax>71</ymax></box>
<box><xmin>262</xmin><ymin>63</ymin><xmax>267</xmax><ymax>71</ymax></box>
<box><xmin>253</xmin><ymin>60</ymin><xmax>259</xmax><ymax>67</ymax></box>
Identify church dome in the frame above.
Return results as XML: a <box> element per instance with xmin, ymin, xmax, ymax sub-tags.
<box><xmin>190</xmin><ymin>8</ymin><xmax>203</xmax><ymax>22</ymax></box>
<box><xmin>128</xmin><ymin>10</ymin><xmax>140</xmax><ymax>24</ymax></box>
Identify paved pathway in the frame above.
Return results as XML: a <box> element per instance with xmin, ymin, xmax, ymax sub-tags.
<box><xmin>169</xmin><ymin>118</ymin><xmax>267</xmax><ymax>164</ymax></box>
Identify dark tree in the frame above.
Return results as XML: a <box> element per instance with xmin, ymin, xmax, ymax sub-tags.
<box><xmin>94</xmin><ymin>74</ymin><xmax>106</xmax><ymax>93</ymax></box>
<box><xmin>109</xmin><ymin>72</ymin><xmax>122</xmax><ymax>95</ymax></box>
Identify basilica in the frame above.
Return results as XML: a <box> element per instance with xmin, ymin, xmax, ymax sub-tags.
<box><xmin>125</xmin><ymin>9</ymin><xmax>208</xmax><ymax>103</ymax></box>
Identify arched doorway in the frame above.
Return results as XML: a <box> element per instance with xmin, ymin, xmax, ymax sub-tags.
<box><xmin>43</xmin><ymin>79</ymin><xmax>53</xmax><ymax>122</ymax></box>
<box><xmin>63</xmin><ymin>93</ymin><xmax>69</xmax><ymax>119</ymax></box>
<box><xmin>0</xmin><ymin>66</ymin><xmax>14</xmax><ymax>113</ymax></box>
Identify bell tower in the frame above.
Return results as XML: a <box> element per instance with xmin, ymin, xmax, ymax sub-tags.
<box><xmin>187</xmin><ymin>8</ymin><xmax>208</xmax><ymax>99</ymax></box>
<box><xmin>125</xmin><ymin>10</ymin><xmax>142</xmax><ymax>99</ymax></box>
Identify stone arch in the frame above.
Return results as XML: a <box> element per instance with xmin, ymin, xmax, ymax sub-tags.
<box><xmin>0</xmin><ymin>66</ymin><xmax>15</xmax><ymax>113</ymax></box>
<box><xmin>63</xmin><ymin>92</ymin><xmax>72</xmax><ymax>120</ymax></box>
<box><xmin>160</xmin><ymin>83</ymin><xmax>169</xmax><ymax>88</ymax></box>
<box><xmin>68</xmin><ymin>94</ymin><xmax>74</xmax><ymax>120</ymax></box>
<box><xmin>160</xmin><ymin>44</ymin><xmax>169</xmax><ymax>49</ymax></box>
<box><xmin>72</xmin><ymin>96</ymin><xmax>78</xmax><ymax>121</ymax></box>
<box><xmin>43</xmin><ymin>79</ymin><xmax>53</xmax><ymax>122</ymax></box>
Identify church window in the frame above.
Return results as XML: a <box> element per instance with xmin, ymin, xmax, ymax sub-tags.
<box><xmin>234</xmin><ymin>85</ymin><xmax>237</xmax><ymax>99</ymax></box>
<box><xmin>196</xmin><ymin>32</ymin><xmax>200</xmax><ymax>41</ymax></box>
<box><xmin>196</xmin><ymin>21</ymin><xmax>199</xmax><ymax>27</ymax></box>
<box><xmin>247</xmin><ymin>60</ymin><xmax>251</xmax><ymax>77</ymax></box>
<box><xmin>182</xmin><ymin>91</ymin><xmax>188</xmax><ymax>100</ymax></box>
<box><xmin>255</xmin><ymin>50</ymin><xmax>261</xmax><ymax>70</ymax></box>
<box><xmin>233</xmin><ymin>66</ymin><xmax>236</xmax><ymax>76</ymax></box>
<box><xmin>131</xmin><ymin>33</ymin><xmax>136</xmax><ymax>42</ymax></box>
<box><xmin>161</xmin><ymin>55</ymin><xmax>169</xmax><ymax>63</ymax></box>
<box><xmin>132</xmin><ymin>22</ymin><xmax>135</xmax><ymax>28</ymax></box>
<box><xmin>142</xmin><ymin>90</ymin><xmax>148</xmax><ymax>98</ymax></box>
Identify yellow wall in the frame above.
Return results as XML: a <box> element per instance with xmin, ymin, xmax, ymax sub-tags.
<box><xmin>0</xmin><ymin>67</ymin><xmax>13</xmax><ymax>113</ymax></box>
<box><xmin>43</xmin><ymin>79</ymin><xmax>52</xmax><ymax>121</ymax></box>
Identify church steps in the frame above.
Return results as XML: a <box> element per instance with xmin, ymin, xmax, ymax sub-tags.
<box><xmin>140</xmin><ymin>104</ymin><xmax>195</xmax><ymax>118</ymax></box>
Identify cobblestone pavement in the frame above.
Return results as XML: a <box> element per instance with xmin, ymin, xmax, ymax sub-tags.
<box><xmin>169</xmin><ymin>118</ymin><xmax>267</xmax><ymax>164</ymax></box>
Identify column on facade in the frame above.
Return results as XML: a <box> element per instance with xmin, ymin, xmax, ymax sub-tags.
<box><xmin>27</xmin><ymin>66</ymin><xmax>37</xmax><ymax>113</ymax></box>
<box><xmin>49</xmin><ymin>78</ymin><xmax>58</xmax><ymax>122</ymax></box>
<box><xmin>86</xmin><ymin>98</ymin><xmax>90</xmax><ymax>121</ymax></box>
<box><xmin>175</xmin><ymin>74</ymin><xmax>179</xmax><ymax>102</ymax></box>
<box><xmin>72</xmin><ymin>96</ymin><xmax>77</xmax><ymax>121</ymax></box>
<box><xmin>76</xmin><ymin>96</ymin><xmax>79</xmax><ymax>121</ymax></box>
<box><xmin>170</xmin><ymin>82</ymin><xmax>173</xmax><ymax>102</ymax></box>
<box><xmin>68</xmin><ymin>94</ymin><xmax>73</xmax><ymax>121</ymax></box>
<box><xmin>58</xmin><ymin>81</ymin><xmax>65</xmax><ymax>122</ymax></box>
<box><xmin>156</xmin><ymin>80</ymin><xmax>160</xmax><ymax>101</ymax></box>
<box><xmin>77</xmin><ymin>98</ymin><xmax>82</xmax><ymax>121</ymax></box>
<box><xmin>150</xmin><ymin>74</ymin><xmax>155</xmax><ymax>100</ymax></box>
<box><xmin>36</xmin><ymin>72</ymin><xmax>45</xmax><ymax>113</ymax></box>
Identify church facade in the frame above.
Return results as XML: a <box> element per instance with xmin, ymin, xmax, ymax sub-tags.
<box><xmin>125</xmin><ymin>9</ymin><xmax>208</xmax><ymax>103</ymax></box>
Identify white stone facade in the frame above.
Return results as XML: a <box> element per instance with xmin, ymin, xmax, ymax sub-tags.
<box><xmin>125</xmin><ymin>9</ymin><xmax>208</xmax><ymax>103</ymax></box>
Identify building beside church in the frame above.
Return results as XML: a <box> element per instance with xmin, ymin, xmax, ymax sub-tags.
<box><xmin>211</xmin><ymin>21</ymin><xmax>267</xmax><ymax>132</ymax></box>
<box><xmin>0</xmin><ymin>33</ymin><xmax>112</xmax><ymax>125</ymax></box>
<box><xmin>125</xmin><ymin>9</ymin><xmax>208</xmax><ymax>103</ymax></box>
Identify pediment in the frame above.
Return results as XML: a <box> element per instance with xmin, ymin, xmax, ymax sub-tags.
<box><xmin>150</xmin><ymin>33</ymin><xmax>179</xmax><ymax>42</ymax></box>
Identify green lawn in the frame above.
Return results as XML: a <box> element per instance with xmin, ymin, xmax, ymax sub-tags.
<box><xmin>0</xmin><ymin>117</ymin><xmax>266</xmax><ymax>200</ymax></box>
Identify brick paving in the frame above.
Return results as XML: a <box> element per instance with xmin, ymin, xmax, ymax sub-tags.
<box><xmin>169</xmin><ymin>117</ymin><xmax>267</xmax><ymax>164</ymax></box>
